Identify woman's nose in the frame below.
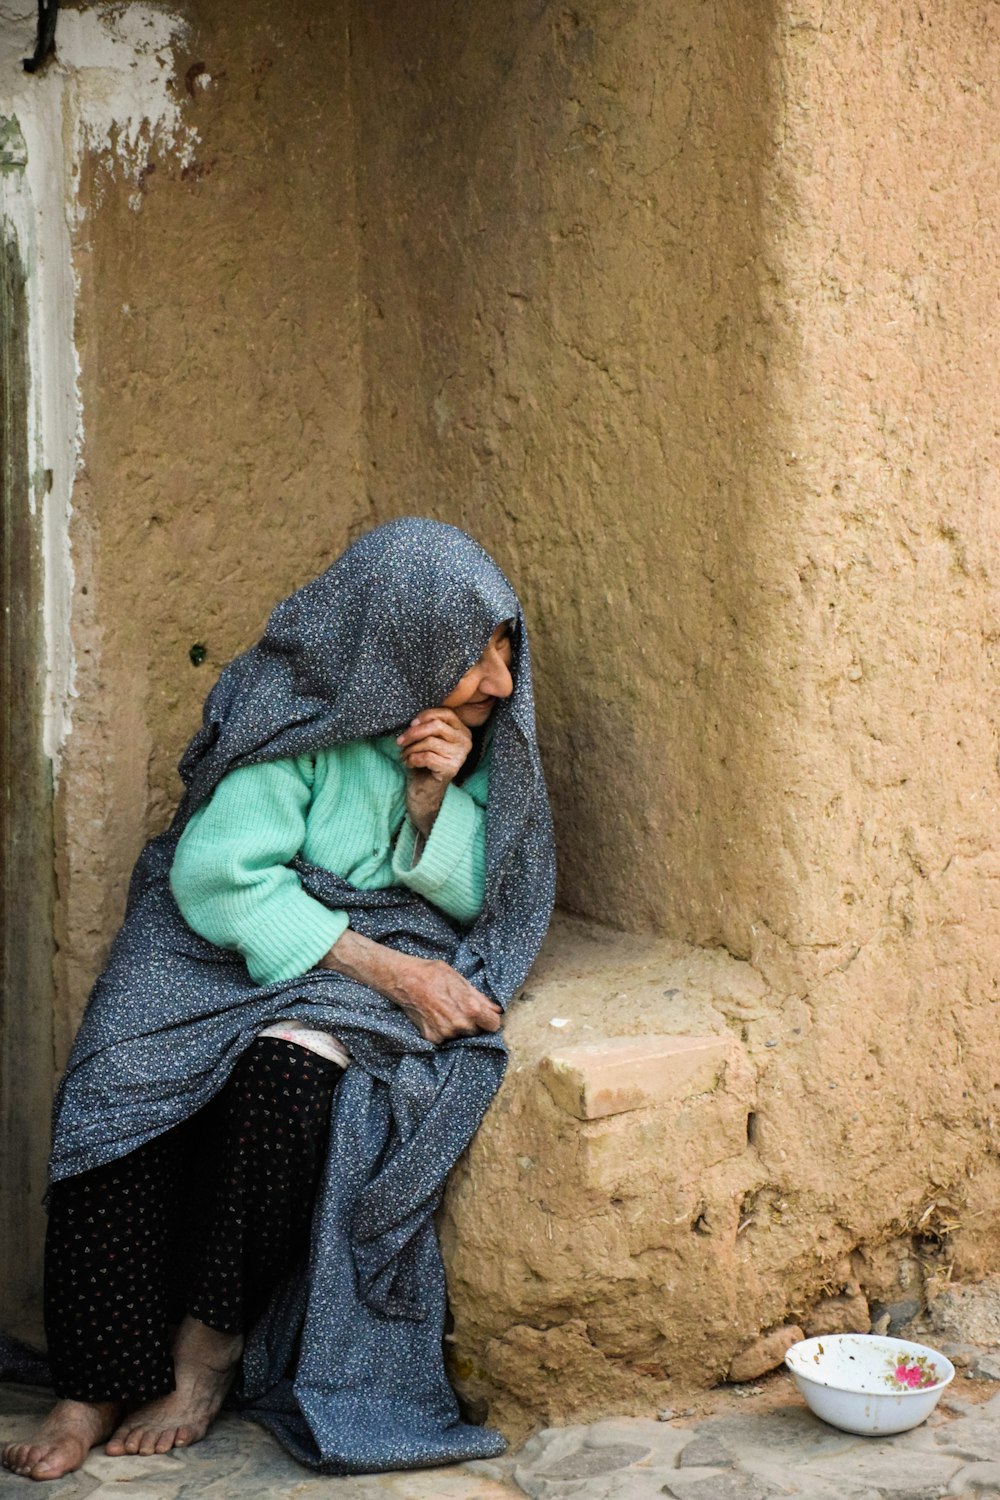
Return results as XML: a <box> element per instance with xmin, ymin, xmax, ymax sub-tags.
<box><xmin>484</xmin><ymin>647</ymin><xmax>514</xmax><ymax>698</ymax></box>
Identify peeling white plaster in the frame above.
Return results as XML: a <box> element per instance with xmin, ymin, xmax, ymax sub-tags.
<box><xmin>0</xmin><ymin>1</ymin><xmax>196</xmax><ymax>773</ymax></box>
<box><xmin>59</xmin><ymin>4</ymin><xmax>198</xmax><ymax>215</ymax></box>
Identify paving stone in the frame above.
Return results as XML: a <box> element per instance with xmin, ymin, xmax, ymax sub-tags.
<box><xmin>884</xmin><ymin>1488</ymin><xmax>954</xmax><ymax>1500</ymax></box>
<box><xmin>696</xmin><ymin>1404</ymin><xmax>862</xmax><ymax>1464</ymax></box>
<box><xmin>512</xmin><ymin>1421</ymin><xmax>689</xmax><ymax>1499</ymax></box>
<box><xmin>743</xmin><ymin>1465</ymin><xmax>882</xmax><ymax>1500</ymax></box>
<box><xmin>535</xmin><ymin>1442</ymin><xmax>652</xmax><ymax>1479</ymax></box>
<box><xmin>0</xmin><ymin>1463</ymin><xmax>98</xmax><ymax>1500</ymax></box>
<box><xmin>375</xmin><ymin>1472</ymin><xmax>520</xmax><ymax>1498</ymax></box>
<box><xmin>662</xmin><ymin>1474</ymin><xmax>776</xmax><ymax>1500</ymax></box>
<box><xmin>678</xmin><ymin>1434</ymin><xmax>735</xmax><ymax>1468</ymax></box>
<box><xmin>466</xmin><ymin>1456</ymin><xmax>519</xmax><ymax>1482</ymax></box>
<box><xmin>86</xmin><ymin>1488</ymin><xmax>178</xmax><ymax>1500</ymax></box>
<box><xmin>889</xmin><ymin>1421</ymin><xmax>956</xmax><ymax>1455</ymax></box>
<box><xmin>514</xmin><ymin>1466</ymin><xmax>668</xmax><ymax>1500</ymax></box>
<box><xmin>82</xmin><ymin>1451</ymin><xmax>185</xmax><ymax>1482</ymax></box>
<box><xmin>948</xmin><ymin>1460</ymin><xmax>1000</xmax><ymax>1494</ymax></box>
<box><xmin>778</xmin><ymin>1444</ymin><xmax>961</xmax><ymax>1496</ymax></box>
<box><xmin>932</xmin><ymin>1409</ymin><xmax>1000</xmax><ymax>1464</ymax></box>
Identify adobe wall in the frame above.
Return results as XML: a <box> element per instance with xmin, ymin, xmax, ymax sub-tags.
<box><xmin>351</xmin><ymin>0</ymin><xmax>1000</xmax><ymax>1433</ymax></box>
<box><xmin>352</xmin><ymin>0</ymin><xmax>784</xmax><ymax>942</ymax></box>
<box><xmin>36</xmin><ymin>0</ymin><xmax>1000</xmax><ymax>1439</ymax></box>
<box><xmin>56</xmin><ymin>0</ymin><xmax>367</xmax><ymax>1057</ymax></box>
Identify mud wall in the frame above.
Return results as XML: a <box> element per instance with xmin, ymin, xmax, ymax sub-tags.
<box><xmin>57</xmin><ymin>0</ymin><xmax>367</xmax><ymax>1054</ymax></box>
<box><xmin>352</xmin><ymin>0</ymin><xmax>783</xmax><ymax>941</ymax></box>
<box><xmin>352</xmin><ymin>0</ymin><xmax>1000</xmax><ymax>988</ymax></box>
<box><xmin>351</xmin><ymin>0</ymin><xmax>1000</xmax><ymax>1424</ymax></box>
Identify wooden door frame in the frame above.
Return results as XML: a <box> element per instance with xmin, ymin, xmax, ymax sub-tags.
<box><xmin>0</xmin><ymin>165</ymin><xmax>55</xmax><ymax>1341</ymax></box>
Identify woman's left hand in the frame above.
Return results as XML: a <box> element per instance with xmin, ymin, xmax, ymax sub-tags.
<box><xmin>397</xmin><ymin>708</ymin><xmax>473</xmax><ymax>836</ymax></box>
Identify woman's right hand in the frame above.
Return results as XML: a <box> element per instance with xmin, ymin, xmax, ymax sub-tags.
<box><xmin>320</xmin><ymin>928</ymin><xmax>502</xmax><ymax>1044</ymax></box>
<box><xmin>388</xmin><ymin>956</ymin><xmax>503</xmax><ymax>1044</ymax></box>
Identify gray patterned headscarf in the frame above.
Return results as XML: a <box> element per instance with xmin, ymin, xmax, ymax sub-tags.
<box><xmin>49</xmin><ymin>518</ymin><xmax>556</xmax><ymax>1473</ymax></box>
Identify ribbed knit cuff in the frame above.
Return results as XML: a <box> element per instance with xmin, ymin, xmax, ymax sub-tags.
<box><xmin>393</xmin><ymin>782</ymin><xmax>478</xmax><ymax>898</ymax></box>
<box><xmin>242</xmin><ymin>897</ymin><xmax>349</xmax><ymax>985</ymax></box>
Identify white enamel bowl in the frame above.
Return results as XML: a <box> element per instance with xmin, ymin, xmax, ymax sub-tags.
<box><xmin>784</xmin><ymin>1333</ymin><xmax>954</xmax><ymax>1436</ymax></box>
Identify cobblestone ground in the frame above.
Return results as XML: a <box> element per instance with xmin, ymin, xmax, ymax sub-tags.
<box><xmin>2</xmin><ymin>1380</ymin><xmax>1000</xmax><ymax>1500</ymax></box>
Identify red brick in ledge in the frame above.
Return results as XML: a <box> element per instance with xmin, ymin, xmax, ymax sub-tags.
<box><xmin>538</xmin><ymin>1033</ymin><xmax>733</xmax><ymax>1121</ymax></box>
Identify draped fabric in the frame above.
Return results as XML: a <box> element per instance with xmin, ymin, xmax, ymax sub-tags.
<box><xmin>48</xmin><ymin>519</ymin><xmax>556</xmax><ymax>1473</ymax></box>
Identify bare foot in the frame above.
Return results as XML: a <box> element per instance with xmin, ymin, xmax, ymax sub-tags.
<box><xmin>105</xmin><ymin>1316</ymin><xmax>244</xmax><ymax>1458</ymax></box>
<box><xmin>2</xmin><ymin>1399</ymin><xmax>122</xmax><ymax>1481</ymax></box>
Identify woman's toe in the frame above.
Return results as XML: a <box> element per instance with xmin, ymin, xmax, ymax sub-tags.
<box><xmin>30</xmin><ymin>1444</ymin><xmax>73</xmax><ymax>1479</ymax></box>
<box><xmin>123</xmin><ymin>1428</ymin><xmax>144</xmax><ymax>1456</ymax></box>
<box><xmin>154</xmin><ymin>1428</ymin><xmax>176</xmax><ymax>1454</ymax></box>
<box><xmin>137</xmin><ymin>1429</ymin><xmax>160</xmax><ymax>1457</ymax></box>
<box><xmin>2</xmin><ymin>1443</ymin><xmax>24</xmax><ymax>1473</ymax></box>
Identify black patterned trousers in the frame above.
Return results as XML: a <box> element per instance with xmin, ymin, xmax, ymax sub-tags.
<box><xmin>43</xmin><ymin>1039</ymin><xmax>344</xmax><ymax>1404</ymax></box>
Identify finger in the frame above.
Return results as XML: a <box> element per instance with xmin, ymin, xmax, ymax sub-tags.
<box><xmin>408</xmin><ymin>708</ymin><xmax>471</xmax><ymax>739</ymax></box>
<box><xmin>409</xmin><ymin>707</ymin><xmax>466</xmax><ymax>730</ymax></box>
<box><xmin>399</xmin><ymin>736</ymin><xmax>465</xmax><ymax>765</ymax></box>
<box><xmin>397</xmin><ymin>718</ymin><xmax>468</xmax><ymax>749</ymax></box>
<box><xmin>442</xmin><ymin>990</ymin><xmax>503</xmax><ymax>1033</ymax></box>
<box><xmin>402</xmin><ymin>733</ymin><xmax>462</xmax><ymax>761</ymax></box>
<box><xmin>403</xmin><ymin>750</ymin><xmax>460</xmax><ymax>775</ymax></box>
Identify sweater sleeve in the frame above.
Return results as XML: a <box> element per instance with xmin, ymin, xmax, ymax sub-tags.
<box><xmin>169</xmin><ymin>757</ymin><xmax>349</xmax><ymax>985</ymax></box>
<box><xmin>391</xmin><ymin>781</ymin><xmax>487</xmax><ymax>926</ymax></box>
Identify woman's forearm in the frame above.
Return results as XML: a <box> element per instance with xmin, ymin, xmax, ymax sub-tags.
<box><xmin>319</xmin><ymin>926</ymin><xmax>412</xmax><ymax>1003</ymax></box>
<box><xmin>319</xmin><ymin>926</ymin><xmax>502</xmax><ymax>1044</ymax></box>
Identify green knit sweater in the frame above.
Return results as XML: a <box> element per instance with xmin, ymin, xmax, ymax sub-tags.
<box><xmin>169</xmin><ymin>734</ymin><xmax>490</xmax><ymax>986</ymax></box>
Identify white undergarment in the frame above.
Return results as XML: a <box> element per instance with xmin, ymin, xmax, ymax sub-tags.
<box><xmin>257</xmin><ymin>1022</ymin><xmax>351</xmax><ymax>1070</ymax></box>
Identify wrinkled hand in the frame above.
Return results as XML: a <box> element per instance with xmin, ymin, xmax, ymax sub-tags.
<box><xmin>396</xmin><ymin>708</ymin><xmax>473</xmax><ymax>837</ymax></box>
<box><xmin>321</xmin><ymin>929</ymin><xmax>503</xmax><ymax>1045</ymax></box>
<box><xmin>390</xmin><ymin>955</ymin><xmax>502</xmax><ymax>1045</ymax></box>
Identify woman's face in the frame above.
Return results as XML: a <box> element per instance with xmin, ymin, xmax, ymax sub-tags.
<box><xmin>442</xmin><ymin>623</ymin><xmax>515</xmax><ymax>727</ymax></box>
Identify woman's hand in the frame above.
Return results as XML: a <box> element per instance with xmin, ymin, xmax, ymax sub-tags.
<box><xmin>320</xmin><ymin>928</ymin><xmax>502</xmax><ymax>1044</ymax></box>
<box><xmin>389</xmin><ymin>956</ymin><xmax>502</xmax><ymax>1044</ymax></box>
<box><xmin>396</xmin><ymin>708</ymin><xmax>473</xmax><ymax>837</ymax></box>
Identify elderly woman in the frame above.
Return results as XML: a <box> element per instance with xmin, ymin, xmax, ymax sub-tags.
<box><xmin>3</xmin><ymin>519</ymin><xmax>555</xmax><ymax>1481</ymax></box>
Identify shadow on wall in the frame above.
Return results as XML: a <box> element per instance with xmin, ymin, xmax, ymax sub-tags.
<box><xmin>351</xmin><ymin>0</ymin><xmax>790</xmax><ymax>954</ymax></box>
